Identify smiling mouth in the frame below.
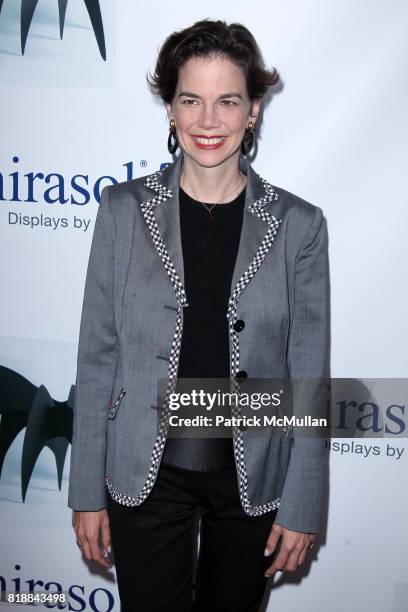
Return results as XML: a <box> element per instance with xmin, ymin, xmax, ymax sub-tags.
<box><xmin>191</xmin><ymin>136</ymin><xmax>227</xmax><ymax>147</ymax></box>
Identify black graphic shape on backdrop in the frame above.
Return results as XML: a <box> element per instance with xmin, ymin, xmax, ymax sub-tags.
<box><xmin>0</xmin><ymin>365</ymin><xmax>74</xmax><ymax>502</ymax></box>
<box><xmin>0</xmin><ymin>0</ymin><xmax>106</xmax><ymax>60</ymax></box>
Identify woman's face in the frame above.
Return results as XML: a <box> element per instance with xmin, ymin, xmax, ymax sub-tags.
<box><xmin>166</xmin><ymin>54</ymin><xmax>261</xmax><ymax>169</ymax></box>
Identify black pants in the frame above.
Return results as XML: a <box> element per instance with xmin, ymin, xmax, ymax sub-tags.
<box><xmin>107</xmin><ymin>461</ymin><xmax>277</xmax><ymax>612</ymax></box>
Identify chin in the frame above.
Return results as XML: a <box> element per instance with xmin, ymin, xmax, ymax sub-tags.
<box><xmin>184</xmin><ymin>148</ymin><xmax>239</xmax><ymax>168</ymax></box>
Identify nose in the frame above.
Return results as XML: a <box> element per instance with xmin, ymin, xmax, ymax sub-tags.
<box><xmin>197</xmin><ymin>103</ymin><xmax>221</xmax><ymax>130</ymax></box>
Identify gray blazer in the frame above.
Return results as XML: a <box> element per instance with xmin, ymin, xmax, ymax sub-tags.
<box><xmin>67</xmin><ymin>153</ymin><xmax>330</xmax><ymax>534</ymax></box>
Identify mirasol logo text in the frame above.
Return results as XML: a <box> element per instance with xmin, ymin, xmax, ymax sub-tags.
<box><xmin>0</xmin><ymin>157</ymin><xmax>171</xmax><ymax>206</ymax></box>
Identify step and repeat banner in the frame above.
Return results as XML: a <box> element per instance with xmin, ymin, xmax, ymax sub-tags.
<box><xmin>1</xmin><ymin>0</ymin><xmax>407</xmax><ymax>610</ymax></box>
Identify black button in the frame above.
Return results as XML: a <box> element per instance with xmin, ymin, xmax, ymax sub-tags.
<box><xmin>235</xmin><ymin>370</ymin><xmax>248</xmax><ymax>380</ymax></box>
<box><xmin>233</xmin><ymin>319</ymin><xmax>245</xmax><ymax>332</ymax></box>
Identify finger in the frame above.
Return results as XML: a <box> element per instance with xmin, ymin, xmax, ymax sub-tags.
<box><xmin>101</xmin><ymin>524</ymin><xmax>112</xmax><ymax>557</ymax></box>
<box><xmin>265</xmin><ymin>547</ymin><xmax>290</xmax><ymax>577</ymax></box>
<box><xmin>282</xmin><ymin>547</ymin><xmax>303</xmax><ymax>572</ymax></box>
<box><xmin>77</xmin><ymin>537</ymin><xmax>92</xmax><ymax>562</ymax></box>
<box><xmin>88</xmin><ymin>537</ymin><xmax>111</xmax><ymax>568</ymax></box>
<box><xmin>297</xmin><ymin>546</ymin><xmax>308</xmax><ymax>566</ymax></box>
<box><xmin>100</xmin><ymin>513</ymin><xmax>112</xmax><ymax>556</ymax></box>
<box><xmin>264</xmin><ymin>524</ymin><xmax>283</xmax><ymax>557</ymax></box>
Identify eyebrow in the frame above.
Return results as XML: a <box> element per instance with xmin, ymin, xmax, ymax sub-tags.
<box><xmin>177</xmin><ymin>91</ymin><xmax>243</xmax><ymax>100</ymax></box>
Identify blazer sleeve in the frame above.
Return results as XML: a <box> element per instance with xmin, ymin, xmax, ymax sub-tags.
<box><xmin>274</xmin><ymin>205</ymin><xmax>330</xmax><ymax>533</ymax></box>
<box><xmin>67</xmin><ymin>185</ymin><xmax>118</xmax><ymax>511</ymax></box>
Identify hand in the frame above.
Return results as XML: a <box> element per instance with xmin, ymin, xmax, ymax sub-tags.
<box><xmin>72</xmin><ymin>509</ymin><xmax>112</xmax><ymax>569</ymax></box>
<box><xmin>263</xmin><ymin>523</ymin><xmax>316</xmax><ymax>577</ymax></box>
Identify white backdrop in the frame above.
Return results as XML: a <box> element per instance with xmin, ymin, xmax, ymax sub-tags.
<box><xmin>1</xmin><ymin>0</ymin><xmax>407</xmax><ymax>610</ymax></box>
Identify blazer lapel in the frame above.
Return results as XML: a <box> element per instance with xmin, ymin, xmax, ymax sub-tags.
<box><xmin>140</xmin><ymin>155</ymin><xmax>188</xmax><ymax>307</ymax></box>
<box><xmin>229</xmin><ymin>156</ymin><xmax>282</xmax><ymax>298</ymax></box>
<box><xmin>139</xmin><ymin>153</ymin><xmax>282</xmax><ymax>310</ymax></box>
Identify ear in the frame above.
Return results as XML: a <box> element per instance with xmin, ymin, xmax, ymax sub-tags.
<box><xmin>165</xmin><ymin>103</ymin><xmax>173</xmax><ymax>122</ymax></box>
<box><xmin>249</xmin><ymin>98</ymin><xmax>261</xmax><ymax>121</ymax></box>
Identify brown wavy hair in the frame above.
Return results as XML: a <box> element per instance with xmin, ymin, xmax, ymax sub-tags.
<box><xmin>147</xmin><ymin>19</ymin><xmax>279</xmax><ymax>103</ymax></box>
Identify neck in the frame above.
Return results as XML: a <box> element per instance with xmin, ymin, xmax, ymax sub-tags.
<box><xmin>180</xmin><ymin>151</ymin><xmax>246</xmax><ymax>203</ymax></box>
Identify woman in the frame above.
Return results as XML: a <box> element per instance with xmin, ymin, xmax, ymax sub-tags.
<box><xmin>68</xmin><ymin>19</ymin><xmax>330</xmax><ymax>612</ymax></box>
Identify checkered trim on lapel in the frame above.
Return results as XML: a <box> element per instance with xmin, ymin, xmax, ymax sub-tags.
<box><xmin>106</xmin><ymin>167</ymin><xmax>289</xmax><ymax>516</ymax></box>
<box><xmin>226</xmin><ymin>178</ymin><xmax>292</xmax><ymax>516</ymax></box>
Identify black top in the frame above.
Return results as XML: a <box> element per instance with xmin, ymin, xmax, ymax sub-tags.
<box><xmin>161</xmin><ymin>183</ymin><xmax>246</xmax><ymax>471</ymax></box>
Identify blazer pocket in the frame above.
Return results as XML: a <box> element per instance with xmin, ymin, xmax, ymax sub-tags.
<box><xmin>108</xmin><ymin>387</ymin><xmax>126</xmax><ymax>420</ymax></box>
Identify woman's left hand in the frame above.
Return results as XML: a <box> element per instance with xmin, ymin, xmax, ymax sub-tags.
<box><xmin>263</xmin><ymin>523</ymin><xmax>316</xmax><ymax>577</ymax></box>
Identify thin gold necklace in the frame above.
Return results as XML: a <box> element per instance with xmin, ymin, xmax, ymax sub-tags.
<box><xmin>183</xmin><ymin>175</ymin><xmax>246</xmax><ymax>220</ymax></box>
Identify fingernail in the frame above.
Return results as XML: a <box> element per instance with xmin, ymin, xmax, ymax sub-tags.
<box><xmin>264</xmin><ymin>548</ymin><xmax>271</xmax><ymax>557</ymax></box>
<box><xmin>107</xmin><ymin>545</ymin><xmax>112</xmax><ymax>553</ymax></box>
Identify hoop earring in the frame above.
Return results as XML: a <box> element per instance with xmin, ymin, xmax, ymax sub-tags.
<box><xmin>167</xmin><ymin>119</ymin><xmax>179</xmax><ymax>154</ymax></box>
<box><xmin>241</xmin><ymin>120</ymin><xmax>255</xmax><ymax>156</ymax></box>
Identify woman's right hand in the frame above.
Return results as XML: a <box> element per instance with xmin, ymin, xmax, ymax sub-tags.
<box><xmin>72</xmin><ymin>509</ymin><xmax>112</xmax><ymax>569</ymax></box>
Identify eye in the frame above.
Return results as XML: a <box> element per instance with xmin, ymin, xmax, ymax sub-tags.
<box><xmin>181</xmin><ymin>98</ymin><xmax>199</xmax><ymax>105</ymax></box>
<box><xmin>220</xmin><ymin>100</ymin><xmax>238</xmax><ymax>106</ymax></box>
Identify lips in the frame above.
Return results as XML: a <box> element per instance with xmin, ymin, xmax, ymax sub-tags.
<box><xmin>191</xmin><ymin>135</ymin><xmax>226</xmax><ymax>150</ymax></box>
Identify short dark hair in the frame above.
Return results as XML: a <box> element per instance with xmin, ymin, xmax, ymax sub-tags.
<box><xmin>147</xmin><ymin>19</ymin><xmax>279</xmax><ymax>103</ymax></box>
